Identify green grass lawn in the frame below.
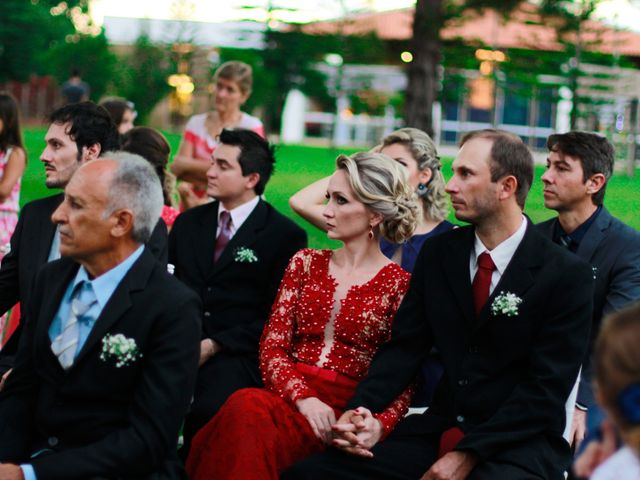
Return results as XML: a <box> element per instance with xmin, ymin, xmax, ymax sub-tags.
<box><xmin>20</xmin><ymin>128</ymin><xmax>640</xmax><ymax>249</ymax></box>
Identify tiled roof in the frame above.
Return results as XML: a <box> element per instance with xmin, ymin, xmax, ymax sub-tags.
<box><xmin>303</xmin><ymin>3</ymin><xmax>640</xmax><ymax>57</ymax></box>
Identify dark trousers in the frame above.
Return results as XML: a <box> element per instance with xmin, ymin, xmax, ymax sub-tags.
<box><xmin>282</xmin><ymin>414</ymin><xmax>567</xmax><ymax>480</ymax></box>
<box><xmin>180</xmin><ymin>351</ymin><xmax>262</xmax><ymax>459</ymax></box>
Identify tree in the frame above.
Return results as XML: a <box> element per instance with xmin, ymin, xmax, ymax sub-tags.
<box><xmin>112</xmin><ymin>35</ymin><xmax>173</xmax><ymax>124</ymax></box>
<box><xmin>405</xmin><ymin>0</ymin><xmax>539</xmax><ymax>136</ymax></box>
<box><xmin>44</xmin><ymin>32</ymin><xmax>117</xmax><ymax>102</ymax></box>
<box><xmin>0</xmin><ymin>0</ymin><xmax>92</xmax><ymax>82</ymax></box>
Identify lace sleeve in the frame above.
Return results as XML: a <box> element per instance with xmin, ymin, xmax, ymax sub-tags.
<box><xmin>259</xmin><ymin>249</ymin><xmax>318</xmax><ymax>404</ymax></box>
<box><xmin>374</xmin><ymin>383</ymin><xmax>415</xmax><ymax>437</ymax></box>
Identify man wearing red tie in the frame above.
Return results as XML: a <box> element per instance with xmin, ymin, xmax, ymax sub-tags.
<box><xmin>284</xmin><ymin>130</ymin><xmax>594</xmax><ymax>479</ymax></box>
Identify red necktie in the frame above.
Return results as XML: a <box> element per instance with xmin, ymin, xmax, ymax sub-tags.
<box><xmin>472</xmin><ymin>251</ymin><xmax>496</xmax><ymax>317</ymax></box>
<box><xmin>214</xmin><ymin>211</ymin><xmax>233</xmax><ymax>263</ymax></box>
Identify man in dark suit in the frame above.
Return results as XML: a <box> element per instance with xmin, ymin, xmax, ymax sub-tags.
<box><xmin>538</xmin><ymin>131</ymin><xmax>640</xmax><ymax>448</ymax></box>
<box><xmin>0</xmin><ymin>154</ymin><xmax>200</xmax><ymax>480</ymax></box>
<box><xmin>0</xmin><ymin>102</ymin><xmax>167</xmax><ymax>376</ymax></box>
<box><xmin>284</xmin><ymin>130</ymin><xmax>593</xmax><ymax>479</ymax></box>
<box><xmin>169</xmin><ymin>129</ymin><xmax>307</xmax><ymax>452</ymax></box>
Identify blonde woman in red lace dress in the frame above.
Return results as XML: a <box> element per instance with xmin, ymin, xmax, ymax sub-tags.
<box><xmin>186</xmin><ymin>151</ymin><xmax>420</xmax><ymax>479</ymax></box>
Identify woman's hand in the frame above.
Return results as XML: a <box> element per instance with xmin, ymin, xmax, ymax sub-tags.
<box><xmin>331</xmin><ymin>407</ymin><xmax>383</xmax><ymax>457</ymax></box>
<box><xmin>295</xmin><ymin>396</ymin><xmax>336</xmax><ymax>444</ymax></box>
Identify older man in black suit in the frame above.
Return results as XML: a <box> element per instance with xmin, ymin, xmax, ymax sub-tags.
<box><xmin>169</xmin><ymin>129</ymin><xmax>307</xmax><ymax>454</ymax></box>
<box><xmin>284</xmin><ymin>130</ymin><xmax>593</xmax><ymax>480</ymax></box>
<box><xmin>538</xmin><ymin>131</ymin><xmax>640</xmax><ymax>450</ymax></box>
<box><xmin>0</xmin><ymin>102</ymin><xmax>167</xmax><ymax>377</ymax></box>
<box><xmin>0</xmin><ymin>153</ymin><xmax>200</xmax><ymax>480</ymax></box>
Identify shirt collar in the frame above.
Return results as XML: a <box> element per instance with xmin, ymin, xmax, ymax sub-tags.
<box><xmin>71</xmin><ymin>245</ymin><xmax>145</xmax><ymax>309</ymax></box>
<box><xmin>218</xmin><ymin>196</ymin><xmax>260</xmax><ymax>232</ymax></box>
<box><xmin>473</xmin><ymin>216</ymin><xmax>527</xmax><ymax>276</ymax></box>
<box><xmin>554</xmin><ymin>205</ymin><xmax>602</xmax><ymax>248</ymax></box>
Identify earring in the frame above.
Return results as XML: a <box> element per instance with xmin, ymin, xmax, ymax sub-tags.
<box><xmin>417</xmin><ymin>183</ymin><xmax>430</xmax><ymax>198</ymax></box>
<box><xmin>368</xmin><ymin>225</ymin><xmax>374</xmax><ymax>240</ymax></box>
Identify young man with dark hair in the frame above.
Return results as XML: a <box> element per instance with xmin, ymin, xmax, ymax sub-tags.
<box><xmin>0</xmin><ymin>102</ymin><xmax>167</xmax><ymax>378</ymax></box>
<box><xmin>538</xmin><ymin>131</ymin><xmax>640</xmax><ymax>448</ymax></box>
<box><xmin>284</xmin><ymin>130</ymin><xmax>593</xmax><ymax>479</ymax></box>
<box><xmin>169</xmin><ymin>129</ymin><xmax>307</xmax><ymax>455</ymax></box>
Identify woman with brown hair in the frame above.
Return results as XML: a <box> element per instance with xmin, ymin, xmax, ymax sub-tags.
<box><xmin>121</xmin><ymin>127</ymin><xmax>180</xmax><ymax>230</ymax></box>
<box><xmin>588</xmin><ymin>302</ymin><xmax>640</xmax><ymax>479</ymax></box>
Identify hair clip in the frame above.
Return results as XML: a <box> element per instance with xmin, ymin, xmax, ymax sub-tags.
<box><xmin>618</xmin><ymin>382</ymin><xmax>640</xmax><ymax>424</ymax></box>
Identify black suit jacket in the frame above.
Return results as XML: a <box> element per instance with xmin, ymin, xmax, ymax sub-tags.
<box><xmin>537</xmin><ymin>207</ymin><xmax>640</xmax><ymax>408</ymax></box>
<box><xmin>0</xmin><ymin>249</ymin><xmax>200</xmax><ymax>480</ymax></box>
<box><xmin>348</xmin><ymin>222</ymin><xmax>593</xmax><ymax>477</ymax></box>
<box><xmin>169</xmin><ymin>199</ymin><xmax>307</xmax><ymax>355</ymax></box>
<box><xmin>0</xmin><ymin>193</ymin><xmax>168</xmax><ymax>357</ymax></box>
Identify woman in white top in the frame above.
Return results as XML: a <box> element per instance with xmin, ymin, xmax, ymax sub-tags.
<box><xmin>171</xmin><ymin>61</ymin><xmax>264</xmax><ymax>210</ymax></box>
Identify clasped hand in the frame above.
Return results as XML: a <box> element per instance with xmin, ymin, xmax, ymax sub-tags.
<box><xmin>330</xmin><ymin>407</ymin><xmax>383</xmax><ymax>457</ymax></box>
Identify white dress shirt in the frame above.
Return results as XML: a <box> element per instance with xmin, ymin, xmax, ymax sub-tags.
<box><xmin>469</xmin><ymin>216</ymin><xmax>527</xmax><ymax>295</ymax></box>
<box><xmin>217</xmin><ymin>196</ymin><xmax>260</xmax><ymax>239</ymax></box>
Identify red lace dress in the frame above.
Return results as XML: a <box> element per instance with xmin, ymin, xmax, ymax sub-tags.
<box><xmin>186</xmin><ymin>249</ymin><xmax>413</xmax><ymax>480</ymax></box>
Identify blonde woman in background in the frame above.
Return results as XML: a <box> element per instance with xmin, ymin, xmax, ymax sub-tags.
<box><xmin>290</xmin><ymin>127</ymin><xmax>452</xmax><ymax>273</ymax></box>
<box><xmin>171</xmin><ymin>61</ymin><xmax>264</xmax><ymax>210</ymax></box>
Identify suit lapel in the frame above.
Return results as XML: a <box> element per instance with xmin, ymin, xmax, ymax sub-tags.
<box><xmin>194</xmin><ymin>202</ymin><xmax>219</xmax><ymax>278</ymax></box>
<box><xmin>576</xmin><ymin>208</ymin><xmax>611</xmax><ymax>263</ymax></box>
<box><xmin>36</xmin><ymin>194</ymin><xmax>63</xmax><ymax>265</ymax></box>
<box><xmin>210</xmin><ymin>200</ymin><xmax>268</xmax><ymax>276</ymax></box>
<box><xmin>73</xmin><ymin>250</ymin><xmax>154</xmax><ymax>365</ymax></box>
<box><xmin>443</xmin><ymin>227</ymin><xmax>476</xmax><ymax>327</ymax></box>
<box><xmin>475</xmin><ymin>222</ymin><xmax>541</xmax><ymax>330</ymax></box>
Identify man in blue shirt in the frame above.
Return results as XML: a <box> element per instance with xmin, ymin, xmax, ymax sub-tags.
<box><xmin>0</xmin><ymin>153</ymin><xmax>200</xmax><ymax>479</ymax></box>
<box><xmin>538</xmin><ymin>131</ymin><xmax>640</xmax><ymax>451</ymax></box>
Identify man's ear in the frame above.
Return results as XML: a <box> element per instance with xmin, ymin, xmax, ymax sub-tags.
<box><xmin>110</xmin><ymin>209</ymin><xmax>134</xmax><ymax>239</ymax></box>
<box><xmin>245</xmin><ymin>172</ymin><xmax>260</xmax><ymax>191</ymax></box>
<box><xmin>498</xmin><ymin>175</ymin><xmax>518</xmax><ymax>201</ymax></box>
<box><xmin>81</xmin><ymin>143</ymin><xmax>101</xmax><ymax>163</ymax></box>
<box><xmin>586</xmin><ymin>173</ymin><xmax>606</xmax><ymax>196</ymax></box>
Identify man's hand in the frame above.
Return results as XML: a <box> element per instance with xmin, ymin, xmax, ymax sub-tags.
<box><xmin>295</xmin><ymin>397</ymin><xmax>336</xmax><ymax>444</ymax></box>
<box><xmin>0</xmin><ymin>464</ymin><xmax>24</xmax><ymax>480</ymax></box>
<box><xmin>0</xmin><ymin>369</ymin><xmax>11</xmax><ymax>391</ymax></box>
<box><xmin>421</xmin><ymin>451</ymin><xmax>478</xmax><ymax>480</ymax></box>
<box><xmin>573</xmin><ymin>419</ymin><xmax>617</xmax><ymax>478</ymax></box>
<box><xmin>331</xmin><ymin>407</ymin><xmax>383</xmax><ymax>458</ymax></box>
<box><xmin>569</xmin><ymin>407</ymin><xmax>587</xmax><ymax>449</ymax></box>
<box><xmin>198</xmin><ymin>339</ymin><xmax>220</xmax><ymax>366</ymax></box>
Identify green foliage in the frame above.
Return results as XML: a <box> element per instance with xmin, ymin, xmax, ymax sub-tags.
<box><xmin>0</xmin><ymin>0</ymin><xmax>91</xmax><ymax>82</ymax></box>
<box><xmin>111</xmin><ymin>35</ymin><xmax>173</xmax><ymax>124</ymax></box>
<box><xmin>43</xmin><ymin>32</ymin><xmax>117</xmax><ymax>101</ymax></box>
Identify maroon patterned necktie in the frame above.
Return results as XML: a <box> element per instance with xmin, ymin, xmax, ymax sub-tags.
<box><xmin>472</xmin><ymin>251</ymin><xmax>496</xmax><ymax>316</ymax></box>
<box><xmin>214</xmin><ymin>211</ymin><xmax>233</xmax><ymax>263</ymax></box>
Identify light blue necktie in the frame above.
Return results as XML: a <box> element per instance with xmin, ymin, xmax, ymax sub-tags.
<box><xmin>51</xmin><ymin>281</ymin><xmax>97</xmax><ymax>370</ymax></box>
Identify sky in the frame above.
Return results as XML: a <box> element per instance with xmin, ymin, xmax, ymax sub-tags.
<box><xmin>90</xmin><ymin>0</ymin><xmax>640</xmax><ymax>30</ymax></box>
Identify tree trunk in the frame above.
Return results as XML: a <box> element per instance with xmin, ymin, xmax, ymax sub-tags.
<box><xmin>404</xmin><ymin>0</ymin><xmax>444</xmax><ymax>137</ymax></box>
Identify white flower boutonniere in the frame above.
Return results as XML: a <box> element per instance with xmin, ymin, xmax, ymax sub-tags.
<box><xmin>491</xmin><ymin>291</ymin><xmax>523</xmax><ymax>317</ymax></box>
<box><xmin>234</xmin><ymin>247</ymin><xmax>258</xmax><ymax>263</ymax></box>
<box><xmin>100</xmin><ymin>333</ymin><xmax>142</xmax><ymax>368</ymax></box>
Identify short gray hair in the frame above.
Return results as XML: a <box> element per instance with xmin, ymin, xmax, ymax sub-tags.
<box><xmin>101</xmin><ymin>151</ymin><xmax>163</xmax><ymax>243</ymax></box>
